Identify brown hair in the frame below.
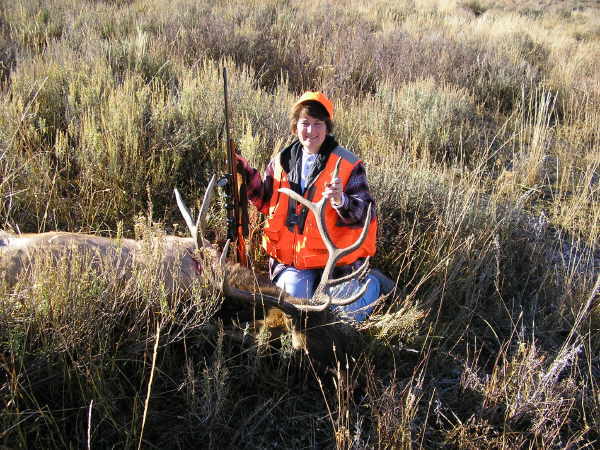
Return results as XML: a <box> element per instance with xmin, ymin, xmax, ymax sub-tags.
<box><xmin>289</xmin><ymin>100</ymin><xmax>334</xmax><ymax>134</ymax></box>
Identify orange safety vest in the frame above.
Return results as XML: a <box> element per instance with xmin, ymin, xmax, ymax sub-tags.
<box><xmin>262</xmin><ymin>146</ymin><xmax>377</xmax><ymax>269</ymax></box>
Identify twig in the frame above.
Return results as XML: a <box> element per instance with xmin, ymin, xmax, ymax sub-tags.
<box><xmin>87</xmin><ymin>399</ymin><xmax>93</xmax><ymax>450</ymax></box>
<box><xmin>138</xmin><ymin>322</ymin><xmax>161</xmax><ymax>450</ymax></box>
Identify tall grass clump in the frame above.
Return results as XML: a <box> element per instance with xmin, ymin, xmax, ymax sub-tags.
<box><xmin>2</xmin><ymin>0</ymin><xmax>65</xmax><ymax>53</ymax></box>
<box><xmin>1</xmin><ymin>0</ymin><xmax>599</xmax><ymax>448</ymax></box>
<box><xmin>337</xmin><ymin>78</ymin><xmax>478</xmax><ymax>164</ymax></box>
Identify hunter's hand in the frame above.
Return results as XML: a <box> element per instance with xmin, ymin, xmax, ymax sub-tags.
<box><xmin>324</xmin><ymin>177</ymin><xmax>343</xmax><ymax>207</ymax></box>
<box><xmin>234</xmin><ymin>153</ymin><xmax>251</xmax><ymax>173</ymax></box>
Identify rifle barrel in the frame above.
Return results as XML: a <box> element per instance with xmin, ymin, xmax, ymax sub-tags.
<box><xmin>223</xmin><ymin>68</ymin><xmax>248</xmax><ymax>266</ymax></box>
<box><xmin>223</xmin><ymin>68</ymin><xmax>240</xmax><ymax>213</ymax></box>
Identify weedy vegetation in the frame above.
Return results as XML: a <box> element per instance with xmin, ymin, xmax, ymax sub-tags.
<box><xmin>1</xmin><ymin>0</ymin><xmax>599</xmax><ymax>448</ymax></box>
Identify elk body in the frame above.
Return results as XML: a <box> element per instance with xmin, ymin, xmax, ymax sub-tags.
<box><xmin>1</xmin><ymin>167</ymin><xmax>376</xmax><ymax>365</ymax></box>
<box><xmin>0</xmin><ymin>231</ymin><xmax>199</xmax><ymax>292</ymax></box>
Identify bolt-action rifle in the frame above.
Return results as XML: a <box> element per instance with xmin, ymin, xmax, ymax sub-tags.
<box><xmin>218</xmin><ymin>68</ymin><xmax>249</xmax><ymax>267</ymax></box>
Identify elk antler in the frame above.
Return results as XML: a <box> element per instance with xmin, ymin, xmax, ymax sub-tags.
<box><xmin>278</xmin><ymin>157</ymin><xmax>374</xmax><ymax>312</ymax></box>
<box><xmin>174</xmin><ymin>175</ymin><xmax>217</xmax><ymax>251</ymax></box>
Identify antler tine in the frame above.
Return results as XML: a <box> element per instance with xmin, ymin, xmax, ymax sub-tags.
<box><xmin>312</xmin><ymin>202</ymin><xmax>372</xmax><ymax>307</ymax></box>
<box><xmin>324</xmin><ymin>256</ymin><xmax>370</xmax><ymax>288</ymax></box>
<box><xmin>197</xmin><ymin>174</ymin><xmax>218</xmax><ymax>247</ymax></box>
<box><xmin>330</xmin><ymin>278</ymin><xmax>372</xmax><ymax>306</ymax></box>
<box><xmin>289</xmin><ymin>279</ymin><xmax>371</xmax><ymax>312</ymax></box>
<box><xmin>287</xmin><ymin>253</ymin><xmax>370</xmax><ymax>313</ymax></box>
<box><xmin>174</xmin><ymin>175</ymin><xmax>217</xmax><ymax>251</ymax></box>
<box><xmin>277</xmin><ymin>157</ymin><xmax>343</xmax><ymax>252</ymax></box>
<box><xmin>174</xmin><ymin>188</ymin><xmax>199</xmax><ymax>250</ymax></box>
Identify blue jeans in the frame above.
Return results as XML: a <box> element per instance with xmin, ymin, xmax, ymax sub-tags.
<box><xmin>328</xmin><ymin>273</ymin><xmax>381</xmax><ymax>322</ymax></box>
<box><xmin>274</xmin><ymin>267</ymin><xmax>321</xmax><ymax>299</ymax></box>
<box><xmin>274</xmin><ymin>267</ymin><xmax>381</xmax><ymax>322</ymax></box>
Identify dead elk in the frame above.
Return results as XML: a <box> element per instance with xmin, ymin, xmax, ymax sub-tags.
<box><xmin>0</xmin><ymin>171</ymin><xmax>376</xmax><ymax>365</ymax></box>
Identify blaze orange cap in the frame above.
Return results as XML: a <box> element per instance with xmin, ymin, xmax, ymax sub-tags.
<box><xmin>293</xmin><ymin>91</ymin><xmax>334</xmax><ymax>119</ymax></box>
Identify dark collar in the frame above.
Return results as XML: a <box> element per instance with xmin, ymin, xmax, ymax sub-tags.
<box><xmin>280</xmin><ymin>135</ymin><xmax>338</xmax><ymax>194</ymax></box>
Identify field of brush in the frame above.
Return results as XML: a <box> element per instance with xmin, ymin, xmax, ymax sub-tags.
<box><xmin>1</xmin><ymin>0</ymin><xmax>599</xmax><ymax>448</ymax></box>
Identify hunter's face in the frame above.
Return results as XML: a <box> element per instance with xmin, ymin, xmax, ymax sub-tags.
<box><xmin>296</xmin><ymin>111</ymin><xmax>327</xmax><ymax>154</ymax></box>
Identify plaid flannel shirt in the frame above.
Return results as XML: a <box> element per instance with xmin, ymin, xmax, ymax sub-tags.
<box><xmin>237</xmin><ymin>156</ymin><xmax>374</xmax><ymax>226</ymax></box>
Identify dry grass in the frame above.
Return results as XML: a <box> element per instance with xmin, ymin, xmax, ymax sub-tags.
<box><xmin>1</xmin><ymin>0</ymin><xmax>598</xmax><ymax>448</ymax></box>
